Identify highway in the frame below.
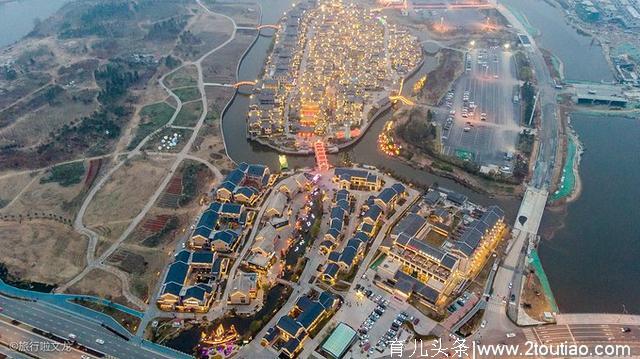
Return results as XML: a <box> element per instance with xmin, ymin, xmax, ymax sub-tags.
<box><xmin>0</xmin><ymin>295</ymin><xmax>186</xmax><ymax>359</ymax></box>
<box><xmin>0</xmin><ymin>319</ymin><xmax>91</xmax><ymax>359</ymax></box>
<box><xmin>441</xmin><ymin>44</ymin><xmax>521</xmax><ymax>168</ymax></box>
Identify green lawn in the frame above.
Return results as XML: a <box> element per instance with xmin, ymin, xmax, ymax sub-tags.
<box><xmin>172</xmin><ymin>87</ymin><xmax>201</xmax><ymax>102</ymax></box>
<box><xmin>173</xmin><ymin>101</ymin><xmax>203</xmax><ymax>127</ymax></box>
<box><xmin>128</xmin><ymin>102</ymin><xmax>175</xmax><ymax>150</ymax></box>
<box><xmin>165</xmin><ymin>65</ymin><xmax>198</xmax><ymax>88</ymax></box>
<box><xmin>40</xmin><ymin>162</ymin><xmax>85</xmax><ymax>187</ymax></box>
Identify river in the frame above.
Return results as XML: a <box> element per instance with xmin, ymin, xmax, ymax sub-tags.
<box><xmin>222</xmin><ymin>0</ymin><xmax>521</xmax><ymax>216</ymax></box>
<box><xmin>498</xmin><ymin>1</ymin><xmax>638</xmax><ymax>313</ymax></box>
<box><xmin>539</xmin><ymin>113</ymin><xmax>640</xmax><ymax>314</ymax></box>
<box><xmin>500</xmin><ymin>0</ymin><xmax>614</xmax><ymax>83</ymax></box>
<box><xmin>0</xmin><ymin>0</ymin><xmax>68</xmax><ymax>48</ymax></box>
<box><xmin>1</xmin><ymin>0</ymin><xmax>631</xmax><ymax>315</ymax></box>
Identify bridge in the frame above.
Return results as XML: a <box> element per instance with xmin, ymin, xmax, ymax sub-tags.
<box><xmin>380</xmin><ymin>0</ymin><xmax>492</xmax><ymax>11</ymax></box>
<box><xmin>257</xmin><ymin>24</ymin><xmax>279</xmax><ymax>30</ymax></box>
<box><xmin>389</xmin><ymin>78</ymin><xmax>415</xmax><ymax>106</ymax></box>
<box><xmin>232</xmin><ymin>81</ymin><xmax>257</xmax><ymax>88</ymax></box>
<box><xmin>236</xmin><ymin>24</ymin><xmax>279</xmax><ymax>31</ymax></box>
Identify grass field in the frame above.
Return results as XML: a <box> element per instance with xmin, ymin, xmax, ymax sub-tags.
<box><xmin>3</xmin><ymin>171</ymin><xmax>88</xmax><ymax>219</ymax></box>
<box><xmin>66</xmin><ymin>268</ymin><xmax>135</xmax><ymax>309</ymax></box>
<box><xmin>173</xmin><ymin>101</ymin><xmax>203</xmax><ymax>127</ymax></box>
<box><xmin>172</xmin><ymin>87</ymin><xmax>201</xmax><ymax>102</ymax></box>
<box><xmin>84</xmin><ymin>155</ymin><xmax>173</xmax><ymax>226</ymax></box>
<box><xmin>40</xmin><ymin>162</ymin><xmax>86</xmax><ymax>187</ymax></box>
<box><xmin>0</xmin><ymin>221</ymin><xmax>87</xmax><ymax>286</ymax></box>
<box><xmin>128</xmin><ymin>102</ymin><xmax>176</xmax><ymax>150</ymax></box>
<box><xmin>164</xmin><ymin>65</ymin><xmax>198</xmax><ymax>89</ymax></box>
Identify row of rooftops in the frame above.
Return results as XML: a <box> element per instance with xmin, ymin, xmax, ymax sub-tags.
<box><xmin>334</xmin><ymin>167</ymin><xmax>379</xmax><ymax>186</ymax></box>
<box><xmin>326</xmin><ymin>189</ymin><xmax>351</xmax><ymax>240</ymax></box>
<box><xmin>264</xmin><ymin>290</ymin><xmax>337</xmax><ymax>356</ymax></box>
<box><xmin>323</xmin><ymin>230</ymin><xmax>370</xmax><ymax>279</ymax></box>
<box><xmin>216</xmin><ymin>162</ymin><xmax>270</xmax><ymax>197</ymax></box>
<box><xmin>160</xmin><ymin>250</ymin><xmax>226</xmax><ymax>303</ymax></box>
<box><xmin>452</xmin><ymin>205</ymin><xmax>505</xmax><ymax>257</ymax></box>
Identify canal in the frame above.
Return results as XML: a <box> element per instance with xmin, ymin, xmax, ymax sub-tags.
<box><xmin>221</xmin><ymin>0</ymin><xmax>519</xmax><ymax>216</ymax></box>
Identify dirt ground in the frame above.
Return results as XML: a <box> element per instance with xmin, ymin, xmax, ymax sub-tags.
<box><xmin>207</xmin><ymin>2</ymin><xmax>261</xmax><ymax>27</ymax></box>
<box><xmin>109</xmin><ymin>243</ymin><xmax>174</xmax><ymax>302</ymax></box>
<box><xmin>189</xmin><ymin>86</ymin><xmax>235</xmax><ymax>172</ymax></box>
<box><xmin>0</xmin><ymin>172</ymin><xmax>37</xmax><ymax>209</ymax></box>
<box><xmin>91</xmin><ymin>221</ymin><xmax>133</xmax><ymax>258</ymax></box>
<box><xmin>522</xmin><ymin>271</ymin><xmax>553</xmax><ymax>322</ymax></box>
<box><xmin>0</xmin><ymin>221</ymin><xmax>87</xmax><ymax>285</ymax></box>
<box><xmin>66</xmin><ymin>268</ymin><xmax>134</xmax><ymax>308</ymax></box>
<box><xmin>174</xmin><ymin>11</ymin><xmax>235</xmax><ymax>61</ymax></box>
<box><xmin>201</xmin><ymin>32</ymin><xmax>256</xmax><ymax>84</ymax></box>
<box><xmin>1</xmin><ymin>170</ymin><xmax>87</xmax><ymax>220</ymax></box>
<box><xmin>84</xmin><ymin>155</ymin><xmax>173</xmax><ymax>226</ymax></box>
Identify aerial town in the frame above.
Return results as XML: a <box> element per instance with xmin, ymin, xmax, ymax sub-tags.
<box><xmin>0</xmin><ymin>0</ymin><xmax>639</xmax><ymax>358</ymax></box>
<box><xmin>247</xmin><ymin>0</ymin><xmax>423</xmax><ymax>153</ymax></box>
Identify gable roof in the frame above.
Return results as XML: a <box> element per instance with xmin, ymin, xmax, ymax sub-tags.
<box><xmin>323</xmin><ymin>263</ymin><xmax>339</xmax><ymax>278</ymax></box>
<box><xmin>160</xmin><ymin>282</ymin><xmax>182</xmax><ymax>297</ymax></box>
<box><xmin>364</xmin><ymin>204</ymin><xmax>382</xmax><ymax>222</ymax></box>
<box><xmin>174</xmin><ymin>250</ymin><xmax>191</xmax><ymax>263</ymax></box>
<box><xmin>191</xmin><ymin>251</ymin><xmax>214</xmax><ymax>265</ymax></box>
<box><xmin>318</xmin><ymin>291</ymin><xmax>336</xmax><ymax>309</ymax></box>
<box><xmin>297</xmin><ymin>302</ymin><xmax>325</xmax><ymax>329</ymax></box>
<box><xmin>165</xmin><ymin>261</ymin><xmax>189</xmax><ymax>285</ymax></box>
<box><xmin>391</xmin><ymin>183</ymin><xmax>406</xmax><ymax>195</ymax></box>
<box><xmin>210</xmin><ymin>229</ymin><xmax>239</xmax><ymax>245</ymax></box>
<box><xmin>392</xmin><ymin>213</ymin><xmax>427</xmax><ymax>237</ymax></box>
<box><xmin>354</xmin><ymin>231</ymin><xmax>370</xmax><ymax>242</ymax></box>
<box><xmin>276</xmin><ymin>315</ymin><xmax>303</xmax><ymax>337</ymax></box>
<box><xmin>328</xmin><ymin>251</ymin><xmax>341</xmax><ymax>263</ymax></box>
<box><xmin>339</xmin><ymin>246</ymin><xmax>357</xmax><ymax>266</ymax></box>
<box><xmin>377</xmin><ymin>187</ymin><xmax>397</xmax><ymax>204</ymax></box>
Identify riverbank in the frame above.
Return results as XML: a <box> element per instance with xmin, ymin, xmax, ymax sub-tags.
<box><xmin>539</xmin><ymin>113</ymin><xmax>640</xmax><ymax>313</ymax></box>
<box><xmin>549</xmin><ymin>124</ymin><xmax>583</xmax><ymax>203</ymax></box>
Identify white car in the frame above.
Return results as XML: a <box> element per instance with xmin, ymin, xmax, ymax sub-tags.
<box><xmin>95</xmin><ymin>338</ymin><xmax>105</xmax><ymax>345</ymax></box>
<box><xmin>480</xmin><ymin>320</ymin><xmax>487</xmax><ymax>328</ymax></box>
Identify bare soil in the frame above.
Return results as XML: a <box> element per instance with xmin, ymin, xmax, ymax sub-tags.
<box><xmin>0</xmin><ymin>221</ymin><xmax>87</xmax><ymax>285</ymax></box>
<box><xmin>84</xmin><ymin>155</ymin><xmax>173</xmax><ymax>226</ymax></box>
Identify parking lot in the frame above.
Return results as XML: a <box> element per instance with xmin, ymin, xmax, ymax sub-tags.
<box><xmin>348</xmin><ymin>285</ymin><xmax>416</xmax><ymax>357</ymax></box>
<box><xmin>439</xmin><ymin>45</ymin><xmax>522</xmax><ymax>169</ymax></box>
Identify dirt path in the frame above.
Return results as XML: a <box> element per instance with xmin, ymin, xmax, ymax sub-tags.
<box><xmin>57</xmin><ymin>1</ymin><xmax>237</xmax><ymax>308</ymax></box>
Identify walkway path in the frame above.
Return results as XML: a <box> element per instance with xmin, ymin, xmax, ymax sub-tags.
<box><xmin>56</xmin><ymin>0</ymin><xmax>237</xmax><ymax>310</ymax></box>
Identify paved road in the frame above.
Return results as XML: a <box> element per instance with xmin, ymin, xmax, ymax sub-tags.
<box><xmin>0</xmin><ymin>296</ymin><xmax>188</xmax><ymax>359</ymax></box>
<box><xmin>58</xmin><ymin>0</ymin><xmax>237</xmax><ymax>308</ymax></box>
<box><xmin>0</xmin><ymin>319</ymin><xmax>93</xmax><ymax>359</ymax></box>
<box><xmin>493</xmin><ymin>0</ymin><xmax>559</xmax><ymax>189</ymax></box>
